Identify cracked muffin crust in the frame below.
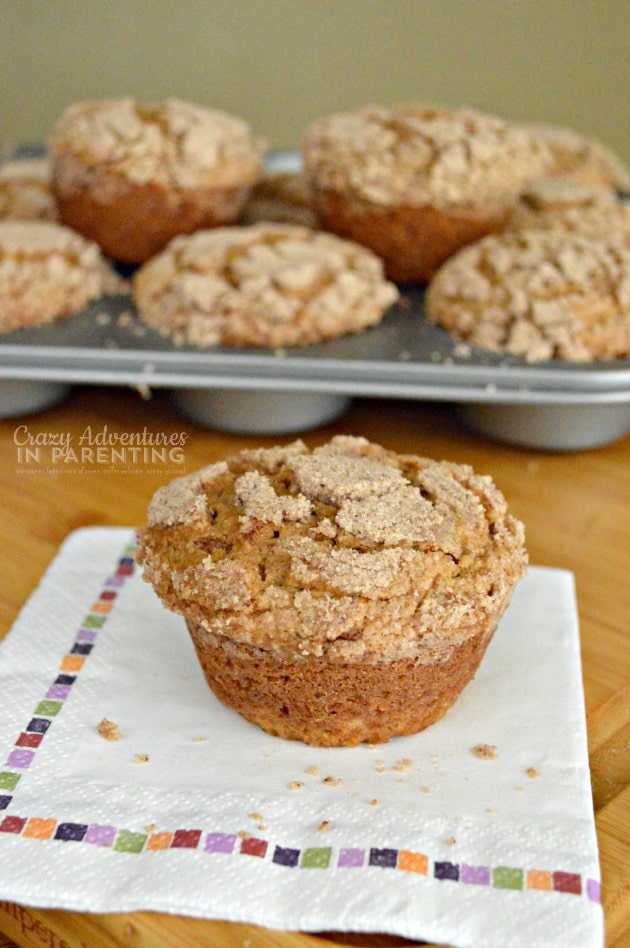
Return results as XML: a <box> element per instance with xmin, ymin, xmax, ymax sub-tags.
<box><xmin>137</xmin><ymin>435</ymin><xmax>527</xmax><ymax>746</ymax></box>
<box><xmin>426</xmin><ymin>229</ymin><xmax>630</xmax><ymax>363</ymax></box>
<box><xmin>48</xmin><ymin>97</ymin><xmax>266</xmax><ymax>263</ymax></box>
<box><xmin>0</xmin><ymin>220</ymin><xmax>123</xmax><ymax>334</ymax></box>
<box><xmin>0</xmin><ymin>157</ymin><xmax>58</xmax><ymax>222</ymax></box>
<box><xmin>301</xmin><ymin>105</ymin><xmax>552</xmax><ymax>282</ymax></box>
<box><xmin>507</xmin><ymin>179</ymin><xmax>630</xmax><ymax>247</ymax></box>
<box><xmin>132</xmin><ymin>223</ymin><xmax>399</xmax><ymax>347</ymax></box>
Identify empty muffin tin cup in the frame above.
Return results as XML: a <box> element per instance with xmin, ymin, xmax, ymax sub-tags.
<box><xmin>459</xmin><ymin>402</ymin><xmax>630</xmax><ymax>451</ymax></box>
<box><xmin>170</xmin><ymin>388</ymin><xmax>352</xmax><ymax>435</ymax></box>
<box><xmin>0</xmin><ymin>380</ymin><xmax>71</xmax><ymax>419</ymax></box>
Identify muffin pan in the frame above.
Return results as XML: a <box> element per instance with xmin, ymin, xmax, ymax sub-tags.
<box><xmin>1</xmin><ymin>149</ymin><xmax>629</xmax><ymax>450</ymax></box>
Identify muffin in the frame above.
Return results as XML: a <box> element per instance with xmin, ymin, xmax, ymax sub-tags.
<box><xmin>132</xmin><ymin>223</ymin><xmax>399</xmax><ymax>347</ymax></box>
<box><xmin>137</xmin><ymin>435</ymin><xmax>527</xmax><ymax>746</ymax></box>
<box><xmin>506</xmin><ymin>178</ymin><xmax>630</xmax><ymax>247</ymax></box>
<box><xmin>0</xmin><ymin>157</ymin><xmax>58</xmax><ymax>221</ymax></box>
<box><xmin>48</xmin><ymin>97</ymin><xmax>267</xmax><ymax>263</ymax></box>
<box><xmin>0</xmin><ymin>220</ymin><xmax>123</xmax><ymax>335</ymax></box>
<box><xmin>301</xmin><ymin>105</ymin><xmax>551</xmax><ymax>283</ymax></box>
<box><xmin>519</xmin><ymin>123</ymin><xmax>630</xmax><ymax>191</ymax></box>
<box><xmin>425</xmin><ymin>229</ymin><xmax>630</xmax><ymax>363</ymax></box>
<box><xmin>241</xmin><ymin>169</ymin><xmax>319</xmax><ymax>228</ymax></box>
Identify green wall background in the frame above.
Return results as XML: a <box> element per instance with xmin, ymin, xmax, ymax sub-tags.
<box><xmin>1</xmin><ymin>0</ymin><xmax>628</xmax><ymax>161</ymax></box>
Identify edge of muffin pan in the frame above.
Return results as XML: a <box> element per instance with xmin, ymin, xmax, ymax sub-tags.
<box><xmin>1</xmin><ymin>149</ymin><xmax>629</xmax><ymax>451</ymax></box>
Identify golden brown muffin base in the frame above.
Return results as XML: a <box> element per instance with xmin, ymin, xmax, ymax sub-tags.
<box><xmin>186</xmin><ymin>616</ymin><xmax>498</xmax><ymax>746</ymax></box>
<box><xmin>53</xmin><ymin>165</ymin><xmax>252</xmax><ymax>263</ymax></box>
<box><xmin>312</xmin><ymin>187</ymin><xmax>511</xmax><ymax>283</ymax></box>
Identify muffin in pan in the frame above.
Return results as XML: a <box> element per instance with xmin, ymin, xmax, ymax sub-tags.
<box><xmin>132</xmin><ymin>222</ymin><xmax>399</xmax><ymax>347</ymax></box>
<box><xmin>506</xmin><ymin>178</ymin><xmax>630</xmax><ymax>247</ymax></box>
<box><xmin>137</xmin><ymin>435</ymin><xmax>527</xmax><ymax>746</ymax></box>
<box><xmin>425</xmin><ymin>229</ymin><xmax>630</xmax><ymax>363</ymax></box>
<box><xmin>301</xmin><ymin>105</ymin><xmax>551</xmax><ymax>283</ymax></box>
<box><xmin>519</xmin><ymin>123</ymin><xmax>630</xmax><ymax>191</ymax></box>
<box><xmin>0</xmin><ymin>157</ymin><xmax>58</xmax><ymax>222</ymax></box>
<box><xmin>241</xmin><ymin>169</ymin><xmax>319</xmax><ymax>228</ymax></box>
<box><xmin>0</xmin><ymin>220</ymin><xmax>123</xmax><ymax>335</ymax></box>
<box><xmin>48</xmin><ymin>97</ymin><xmax>266</xmax><ymax>264</ymax></box>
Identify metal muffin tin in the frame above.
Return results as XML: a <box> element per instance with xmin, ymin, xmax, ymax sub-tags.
<box><xmin>0</xmin><ymin>151</ymin><xmax>629</xmax><ymax>450</ymax></box>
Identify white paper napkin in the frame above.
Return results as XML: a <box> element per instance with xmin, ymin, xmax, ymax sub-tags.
<box><xmin>0</xmin><ymin>528</ymin><xmax>603</xmax><ymax>948</ymax></box>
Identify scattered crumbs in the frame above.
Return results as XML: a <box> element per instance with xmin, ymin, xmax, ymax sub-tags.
<box><xmin>526</xmin><ymin>767</ymin><xmax>541</xmax><ymax>779</ymax></box>
<box><xmin>515</xmin><ymin>786</ymin><xmax>525</xmax><ymax>792</ymax></box>
<box><xmin>351</xmin><ymin>791</ymin><xmax>360</xmax><ymax>798</ymax></box>
<box><xmin>368</xmin><ymin>799</ymin><xmax>380</xmax><ymax>806</ymax></box>
<box><xmin>305</xmin><ymin>764</ymin><xmax>320</xmax><ymax>777</ymax></box>
<box><xmin>249</xmin><ymin>812</ymin><xmax>263</xmax><ymax>822</ymax></box>
<box><xmin>453</xmin><ymin>342</ymin><xmax>472</xmax><ymax>359</ymax></box>
<box><xmin>318</xmin><ymin>820</ymin><xmax>331</xmax><ymax>833</ymax></box>
<box><xmin>142</xmin><ymin>361</ymin><xmax>155</xmax><ymax>374</ymax></box>
<box><xmin>485</xmin><ymin>383</ymin><xmax>497</xmax><ymax>394</ymax></box>
<box><xmin>472</xmin><ymin>743</ymin><xmax>497</xmax><ymax>760</ymax></box>
<box><xmin>95</xmin><ymin>311</ymin><xmax>110</xmax><ymax>326</ymax></box>
<box><xmin>323</xmin><ymin>775</ymin><xmax>342</xmax><ymax>787</ymax></box>
<box><xmin>134</xmin><ymin>383</ymin><xmax>152</xmax><ymax>400</ymax></box>
<box><xmin>486</xmin><ymin>807</ymin><xmax>496</xmax><ymax>814</ymax></box>
<box><xmin>117</xmin><ymin>311</ymin><xmax>133</xmax><ymax>328</ymax></box>
<box><xmin>97</xmin><ymin>718</ymin><xmax>120</xmax><ymax>742</ymax></box>
<box><xmin>375</xmin><ymin>759</ymin><xmax>386</xmax><ymax>774</ymax></box>
<box><xmin>398</xmin><ymin>349</ymin><xmax>412</xmax><ymax>361</ymax></box>
<box><xmin>393</xmin><ymin>757</ymin><xmax>413</xmax><ymax>773</ymax></box>
<box><xmin>289</xmin><ymin>780</ymin><xmax>304</xmax><ymax>790</ymax></box>
<box><xmin>192</xmin><ymin>736</ymin><xmax>207</xmax><ymax>743</ymax></box>
<box><xmin>133</xmin><ymin>753</ymin><xmax>149</xmax><ymax>764</ymax></box>
<box><xmin>444</xmin><ymin>837</ymin><xmax>456</xmax><ymax>846</ymax></box>
<box><xmin>144</xmin><ymin>824</ymin><xmax>156</xmax><ymax>834</ymax></box>
<box><xmin>420</xmin><ymin>786</ymin><xmax>430</xmax><ymax>795</ymax></box>
<box><xmin>237</xmin><ymin>830</ymin><xmax>252</xmax><ymax>840</ymax></box>
<box><xmin>257</xmin><ymin>824</ymin><xmax>266</xmax><ymax>832</ymax></box>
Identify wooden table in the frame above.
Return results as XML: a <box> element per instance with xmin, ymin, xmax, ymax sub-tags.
<box><xmin>0</xmin><ymin>385</ymin><xmax>628</xmax><ymax>948</ymax></box>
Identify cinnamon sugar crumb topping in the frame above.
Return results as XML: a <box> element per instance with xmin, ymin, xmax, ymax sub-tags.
<box><xmin>138</xmin><ymin>435</ymin><xmax>527</xmax><ymax>662</ymax></box>
<box><xmin>426</xmin><ymin>229</ymin><xmax>630</xmax><ymax>362</ymax></box>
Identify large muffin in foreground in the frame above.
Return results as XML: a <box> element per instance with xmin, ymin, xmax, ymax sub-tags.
<box><xmin>132</xmin><ymin>223</ymin><xmax>399</xmax><ymax>347</ymax></box>
<box><xmin>48</xmin><ymin>97</ymin><xmax>266</xmax><ymax>263</ymax></box>
<box><xmin>137</xmin><ymin>436</ymin><xmax>527</xmax><ymax>746</ymax></box>
<box><xmin>301</xmin><ymin>105</ymin><xmax>551</xmax><ymax>283</ymax></box>
<box><xmin>426</xmin><ymin>229</ymin><xmax>630</xmax><ymax>363</ymax></box>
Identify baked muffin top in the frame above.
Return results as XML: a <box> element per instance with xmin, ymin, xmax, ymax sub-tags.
<box><xmin>138</xmin><ymin>436</ymin><xmax>527</xmax><ymax>662</ymax></box>
<box><xmin>507</xmin><ymin>179</ymin><xmax>630</xmax><ymax>246</ymax></box>
<box><xmin>132</xmin><ymin>223</ymin><xmax>399</xmax><ymax>347</ymax></box>
<box><xmin>520</xmin><ymin>123</ymin><xmax>630</xmax><ymax>190</ymax></box>
<box><xmin>0</xmin><ymin>220</ymin><xmax>123</xmax><ymax>334</ymax></box>
<box><xmin>426</xmin><ymin>229</ymin><xmax>630</xmax><ymax>362</ymax></box>
<box><xmin>301</xmin><ymin>105</ymin><xmax>551</xmax><ymax>209</ymax></box>
<box><xmin>0</xmin><ymin>158</ymin><xmax>57</xmax><ymax>221</ymax></box>
<box><xmin>49</xmin><ymin>97</ymin><xmax>266</xmax><ymax>190</ymax></box>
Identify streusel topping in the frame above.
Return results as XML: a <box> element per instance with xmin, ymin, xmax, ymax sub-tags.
<box><xmin>520</xmin><ymin>123</ymin><xmax>630</xmax><ymax>190</ymax></box>
<box><xmin>138</xmin><ymin>436</ymin><xmax>527</xmax><ymax>662</ymax></box>
<box><xmin>0</xmin><ymin>158</ymin><xmax>58</xmax><ymax>221</ymax></box>
<box><xmin>132</xmin><ymin>223</ymin><xmax>399</xmax><ymax>347</ymax></box>
<box><xmin>301</xmin><ymin>105</ymin><xmax>551</xmax><ymax>208</ymax></box>
<box><xmin>0</xmin><ymin>220</ymin><xmax>123</xmax><ymax>334</ymax></box>
<box><xmin>507</xmin><ymin>179</ymin><xmax>630</xmax><ymax>246</ymax></box>
<box><xmin>49</xmin><ymin>98</ymin><xmax>266</xmax><ymax>190</ymax></box>
<box><xmin>426</xmin><ymin>229</ymin><xmax>630</xmax><ymax>362</ymax></box>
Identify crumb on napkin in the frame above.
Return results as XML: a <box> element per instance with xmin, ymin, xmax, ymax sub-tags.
<box><xmin>472</xmin><ymin>743</ymin><xmax>497</xmax><ymax>760</ymax></box>
<box><xmin>97</xmin><ymin>718</ymin><xmax>120</xmax><ymax>742</ymax></box>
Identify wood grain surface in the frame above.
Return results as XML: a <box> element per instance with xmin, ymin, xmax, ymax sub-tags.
<box><xmin>0</xmin><ymin>385</ymin><xmax>628</xmax><ymax>948</ymax></box>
